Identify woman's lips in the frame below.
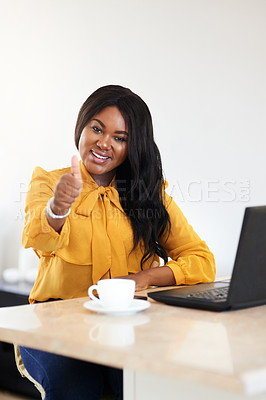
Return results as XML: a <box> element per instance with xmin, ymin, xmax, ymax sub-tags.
<box><xmin>90</xmin><ymin>150</ymin><xmax>110</xmax><ymax>163</ymax></box>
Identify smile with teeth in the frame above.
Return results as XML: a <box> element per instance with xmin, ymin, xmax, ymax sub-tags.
<box><xmin>91</xmin><ymin>150</ymin><xmax>110</xmax><ymax>160</ymax></box>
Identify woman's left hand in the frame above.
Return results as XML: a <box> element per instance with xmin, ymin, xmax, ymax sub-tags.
<box><xmin>116</xmin><ymin>261</ymin><xmax>160</xmax><ymax>292</ymax></box>
<box><xmin>115</xmin><ymin>270</ymin><xmax>152</xmax><ymax>292</ymax></box>
<box><xmin>115</xmin><ymin>262</ymin><xmax>176</xmax><ymax>292</ymax></box>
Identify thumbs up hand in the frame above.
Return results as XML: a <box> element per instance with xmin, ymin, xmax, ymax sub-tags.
<box><xmin>51</xmin><ymin>155</ymin><xmax>83</xmax><ymax>217</ymax></box>
<box><xmin>70</xmin><ymin>154</ymin><xmax>83</xmax><ymax>184</ymax></box>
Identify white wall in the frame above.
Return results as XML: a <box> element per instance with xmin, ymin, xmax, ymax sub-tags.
<box><xmin>0</xmin><ymin>0</ymin><xmax>265</xmax><ymax>277</ymax></box>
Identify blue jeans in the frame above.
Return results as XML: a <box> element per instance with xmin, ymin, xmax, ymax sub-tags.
<box><xmin>19</xmin><ymin>346</ymin><xmax>123</xmax><ymax>400</ymax></box>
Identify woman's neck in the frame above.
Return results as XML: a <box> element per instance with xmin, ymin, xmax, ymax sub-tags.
<box><xmin>89</xmin><ymin>171</ymin><xmax>116</xmax><ymax>187</ymax></box>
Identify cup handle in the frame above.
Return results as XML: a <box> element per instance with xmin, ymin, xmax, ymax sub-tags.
<box><xmin>89</xmin><ymin>325</ymin><xmax>99</xmax><ymax>341</ymax></box>
<box><xmin>88</xmin><ymin>284</ymin><xmax>102</xmax><ymax>305</ymax></box>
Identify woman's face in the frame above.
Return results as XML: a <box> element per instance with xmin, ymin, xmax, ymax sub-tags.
<box><xmin>79</xmin><ymin>106</ymin><xmax>128</xmax><ymax>186</ymax></box>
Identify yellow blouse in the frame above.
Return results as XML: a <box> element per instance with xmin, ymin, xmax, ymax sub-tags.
<box><xmin>22</xmin><ymin>161</ymin><xmax>215</xmax><ymax>303</ymax></box>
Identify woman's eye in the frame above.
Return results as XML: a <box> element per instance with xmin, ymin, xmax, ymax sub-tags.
<box><xmin>115</xmin><ymin>137</ymin><xmax>126</xmax><ymax>142</ymax></box>
<box><xmin>92</xmin><ymin>126</ymin><xmax>102</xmax><ymax>133</ymax></box>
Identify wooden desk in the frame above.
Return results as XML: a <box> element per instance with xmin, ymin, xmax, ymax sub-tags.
<box><xmin>0</xmin><ymin>294</ymin><xmax>266</xmax><ymax>399</ymax></box>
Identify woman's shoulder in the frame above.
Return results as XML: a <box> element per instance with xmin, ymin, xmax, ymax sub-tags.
<box><xmin>162</xmin><ymin>180</ymin><xmax>173</xmax><ymax>208</ymax></box>
<box><xmin>31</xmin><ymin>165</ymin><xmax>71</xmax><ymax>184</ymax></box>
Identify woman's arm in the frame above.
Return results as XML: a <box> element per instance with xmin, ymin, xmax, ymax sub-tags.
<box><xmin>117</xmin><ymin>265</ymin><xmax>176</xmax><ymax>291</ymax></box>
<box><xmin>46</xmin><ymin>156</ymin><xmax>83</xmax><ymax>233</ymax></box>
<box><xmin>117</xmin><ymin>194</ymin><xmax>215</xmax><ymax>292</ymax></box>
<box><xmin>22</xmin><ymin>156</ymin><xmax>82</xmax><ymax>251</ymax></box>
<box><xmin>160</xmin><ymin>196</ymin><xmax>216</xmax><ymax>286</ymax></box>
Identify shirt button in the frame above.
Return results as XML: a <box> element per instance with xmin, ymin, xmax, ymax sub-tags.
<box><xmin>43</xmin><ymin>226</ymin><xmax>49</xmax><ymax>232</ymax></box>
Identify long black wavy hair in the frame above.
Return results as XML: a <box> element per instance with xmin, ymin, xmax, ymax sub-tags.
<box><xmin>74</xmin><ymin>85</ymin><xmax>170</xmax><ymax>267</ymax></box>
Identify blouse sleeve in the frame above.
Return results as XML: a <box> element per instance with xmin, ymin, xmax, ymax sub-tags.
<box><xmin>161</xmin><ymin>193</ymin><xmax>216</xmax><ymax>285</ymax></box>
<box><xmin>22</xmin><ymin>167</ymin><xmax>70</xmax><ymax>253</ymax></box>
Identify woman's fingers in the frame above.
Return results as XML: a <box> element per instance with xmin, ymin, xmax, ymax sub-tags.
<box><xmin>53</xmin><ymin>156</ymin><xmax>83</xmax><ymax>210</ymax></box>
<box><xmin>71</xmin><ymin>155</ymin><xmax>82</xmax><ymax>184</ymax></box>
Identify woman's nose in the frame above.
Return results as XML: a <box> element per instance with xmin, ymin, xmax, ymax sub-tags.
<box><xmin>97</xmin><ymin>135</ymin><xmax>111</xmax><ymax>150</ymax></box>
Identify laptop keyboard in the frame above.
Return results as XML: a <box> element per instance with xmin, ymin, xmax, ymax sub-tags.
<box><xmin>185</xmin><ymin>286</ymin><xmax>229</xmax><ymax>302</ymax></box>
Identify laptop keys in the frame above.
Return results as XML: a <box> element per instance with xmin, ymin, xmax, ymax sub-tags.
<box><xmin>186</xmin><ymin>287</ymin><xmax>229</xmax><ymax>302</ymax></box>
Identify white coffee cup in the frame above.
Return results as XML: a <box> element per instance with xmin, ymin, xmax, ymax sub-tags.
<box><xmin>88</xmin><ymin>279</ymin><xmax>136</xmax><ymax>309</ymax></box>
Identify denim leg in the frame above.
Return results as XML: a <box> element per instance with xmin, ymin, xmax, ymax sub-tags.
<box><xmin>19</xmin><ymin>346</ymin><xmax>104</xmax><ymax>400</ymax></box>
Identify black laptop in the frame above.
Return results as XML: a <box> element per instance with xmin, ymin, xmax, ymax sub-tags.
<box><xmin>148</xmin><ymin>206</ymin><xmax>266</xmax><ymax>311</ymax></box>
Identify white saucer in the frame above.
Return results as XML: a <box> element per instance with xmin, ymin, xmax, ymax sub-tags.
<box><xmin>84</xmin><ymin>299</ymin><xmax>150</xmax><ymax>316</ymax></box>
